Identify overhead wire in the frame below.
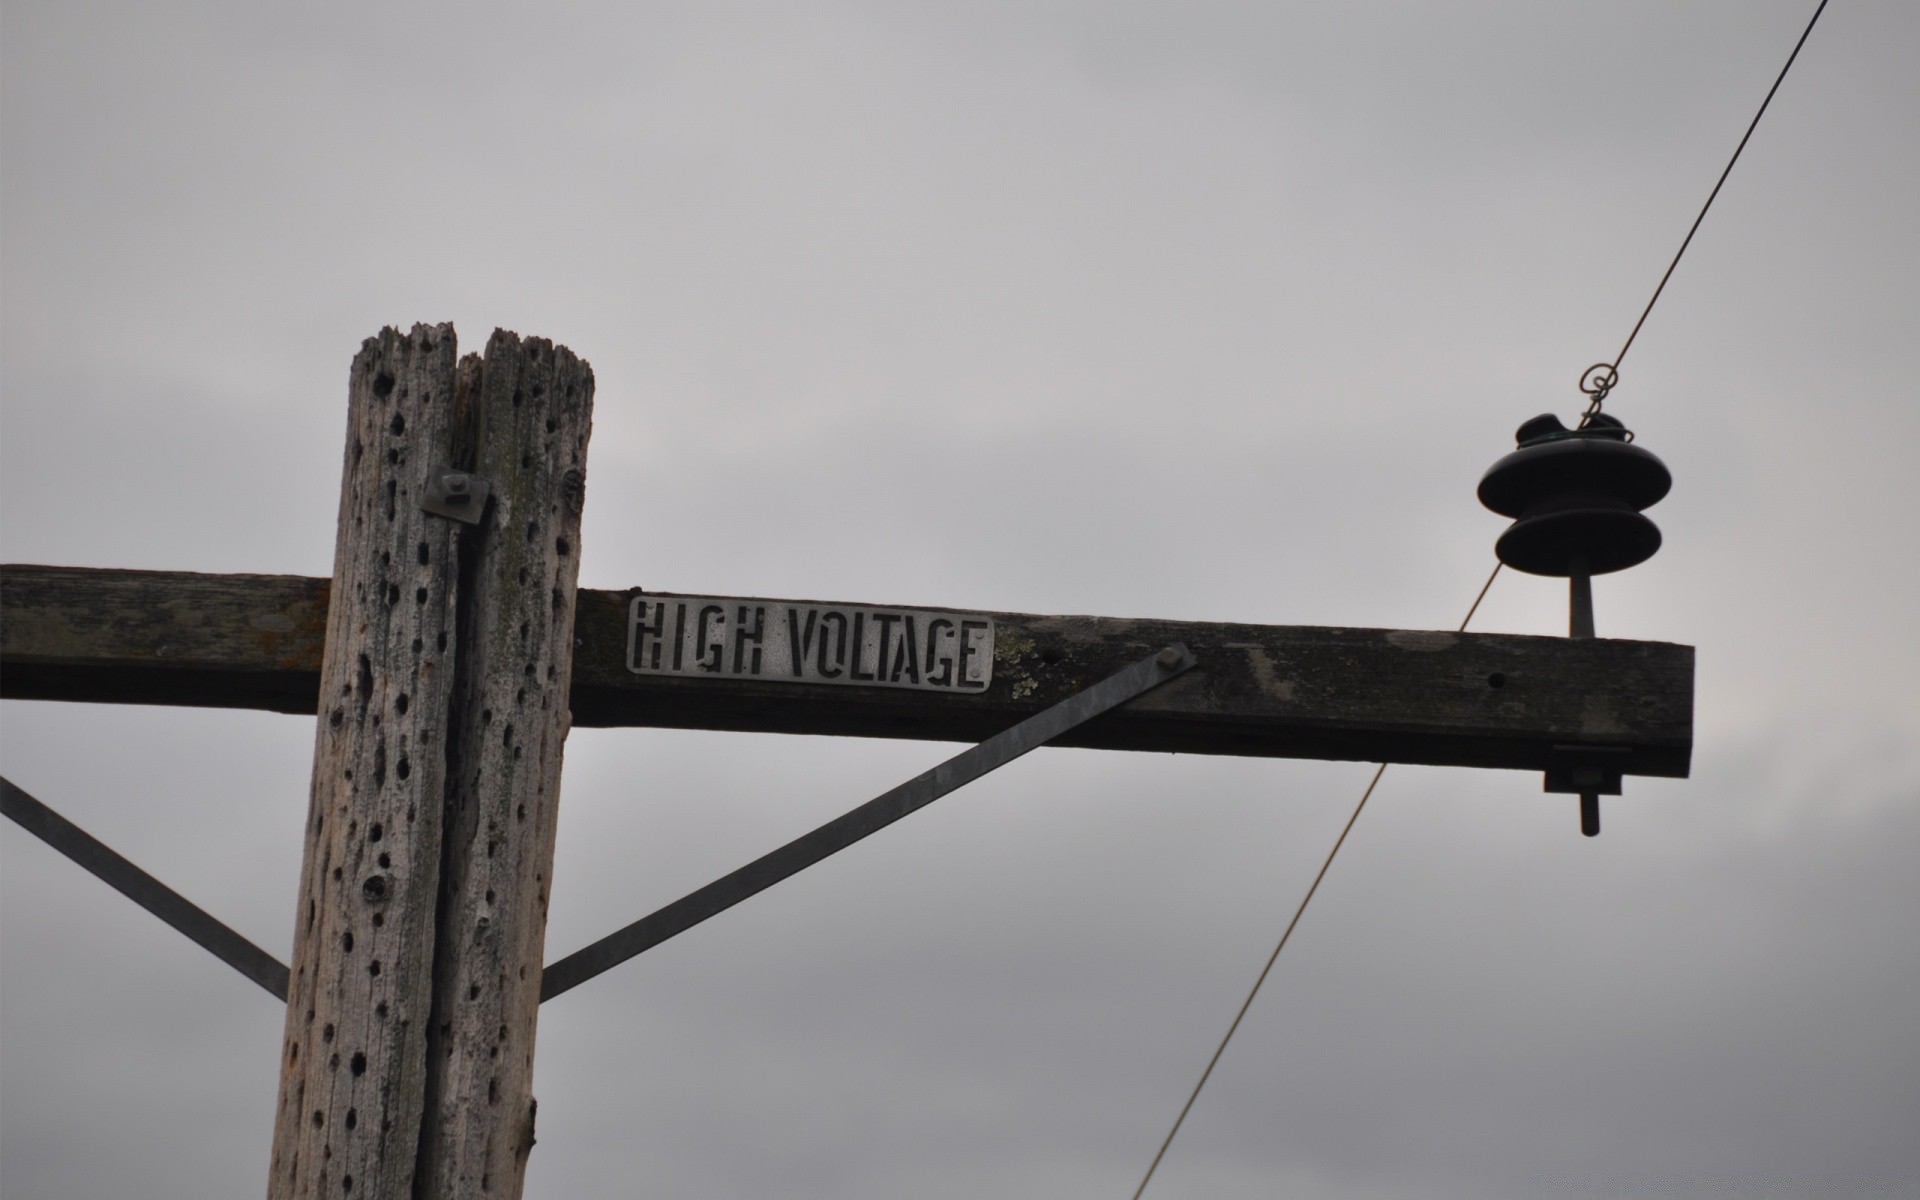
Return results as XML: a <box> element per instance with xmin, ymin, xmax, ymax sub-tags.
<box><xmin>1129</xmin><ymin>1</ymin><xmax>1831</xmax><ymax>1191</ymax></box>
<box><xmin>1582</xmin><ymin>0</ymin><xmax>1830</xmax><ymax>425</ymax></box>
<box><xmin>1127</xmin><ymin>566</ymin><xmax>1496</xmax><ymax>1200</ymax></box>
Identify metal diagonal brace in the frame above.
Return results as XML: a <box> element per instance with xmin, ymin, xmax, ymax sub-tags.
<box><xmin>1</xmin><ymin>776</ymin><xmax>291</xmax><ymax>1000</ymax></box>
<box><xmin>541</xmin><ymin>644</ymin><xmax>1198</xmax><ymax>1001</ymax></box>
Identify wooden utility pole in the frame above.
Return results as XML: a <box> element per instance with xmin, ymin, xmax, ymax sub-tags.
<box><xmin>265</xmin><ymin>325</ymin><xmax>592</xmax><ymax>1199</ymax></box>
<box><xmin>0</xmin><ymin>322</ymin><xmax>1696</xmax><ymax>1197</ymax></box>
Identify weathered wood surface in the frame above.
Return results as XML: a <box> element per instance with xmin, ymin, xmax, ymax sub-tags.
<box><xmin>1</xmin><ymin>568</ymin><xmax>1693</xmax><ymax>779</ymax></box>
<box><xmin>270</xmin><ymin>324</ymin><xmax>465</xmax><ymax>1200</ymax></box>
<box><xmin>1</xmin><ymin>566</ymin><xmax>331</xmax><ymax>713</ymax></box>
<box><xmin>256</xmin><ymin>325</ymin><xmax>594</xmax><ymax>1200</ymax></box>
<box><xmin>415</xmin><ymin>331</ymin><xmax>593</xmax><ymax>1198</ymax></box>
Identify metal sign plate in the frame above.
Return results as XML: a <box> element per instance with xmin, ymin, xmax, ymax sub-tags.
<box><xmin>627</xmin><ymin>596</ymin><xmax>993</xmax><ymax>693</ymax></box>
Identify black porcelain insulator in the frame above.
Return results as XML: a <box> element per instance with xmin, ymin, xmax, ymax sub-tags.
<box><xmin>1478</xmin><ymin>413</ymin><xmax>1672</xmax><ymax>577</ymax></box>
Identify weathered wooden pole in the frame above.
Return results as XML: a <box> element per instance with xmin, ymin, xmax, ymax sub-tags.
<box><xmin>267</xmin><ymin>325</ymin><xmax>593</xmax><ymax>1199</ymax></box>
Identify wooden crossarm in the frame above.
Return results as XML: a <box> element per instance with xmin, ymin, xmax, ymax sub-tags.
<box><xmin>1</xmin><ymin>564</ymin><xmax>1692</xmax><ymax>778</ymax></box>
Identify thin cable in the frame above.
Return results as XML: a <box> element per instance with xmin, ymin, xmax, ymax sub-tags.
<box><xmin>1455</xmin><ymin>561</ymin><xmax>1503</xmax><ymax>634</ymax></box>
<box><xmin>1132</xmin><ymin>10</ymin><xmax>1830</xmax><ymax>1184</ymax></box>
<box><xmin>1583</xmin><ymin>0</ymin><xmax>1829</xmax><ymax>422</ymax></box>
<box><xmin>1128</xmin><ymin>763</ymin><xmax>1386</xmax><ymax>1200</ymax></box>
<box><xmin>1129</xmin><ymin>563</ymin><xmax>1504</xmax><ymax>1199</ymax></box>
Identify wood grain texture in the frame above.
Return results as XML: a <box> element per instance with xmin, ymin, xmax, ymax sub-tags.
<box><xmin>414</xmin><ymin>332</ymin><xmax>593</xmax><ymax>1199</ymax></box>
<box><xmin>571</xmin><ymin>592</ymin><xmax>1694</xmax><ymax>779</ymax></box>
<box><xmin>1</xmin><ymin>571</ymin><xmax>1693</xmax><ymax>779</ymax></box>
<box><xmin>0</xmin><ymin>566</ymin><xmax>329</xmax><ymax>713</ymax></box>
<box><xmin>268</xmin><ymin>324</ymin><xmax>464</xmax><ymax>1200</ymax></box>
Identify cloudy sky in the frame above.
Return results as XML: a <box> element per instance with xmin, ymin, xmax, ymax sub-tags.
<box><xmin>3</xmin><ymin>2</ymin><xmax>1916</xmax><ymax>1197</ymax></box>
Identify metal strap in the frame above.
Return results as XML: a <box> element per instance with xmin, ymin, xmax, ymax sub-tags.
<box><xmin>541</xmin><ymin>644</ymin><xmax>1197</xmax><ymax>1001</ymax></box>
<box><xmin>1</xmin><ymin>776</ymin><xmax>290</xmax><ymax>1000</ymax></box>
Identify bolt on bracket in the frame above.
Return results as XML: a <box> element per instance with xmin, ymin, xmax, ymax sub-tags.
<box><xmin>421</xmin><ymin>468</ymin><xmax>491</xmax><ymax>525</ymax></box>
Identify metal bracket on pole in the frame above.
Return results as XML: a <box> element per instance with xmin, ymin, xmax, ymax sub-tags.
<box><xmin>1</xmin><ymin>776</ymin><xmax>291</xmax><ymax>1000</ymax></box>
<box><xmin>540</xmin><ymin>643</ymin><xmax>1198</xmax><ymax>1002</ymax></box>
<box><xmin>420</xmin><ymin>466</ymin><xmax>491</xmax><ymax>524</ymax></box>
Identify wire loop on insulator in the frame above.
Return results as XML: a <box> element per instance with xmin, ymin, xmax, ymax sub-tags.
<box><xmin>1578</xmin><ymin>362</ymin><xmax>1618</xmax><ymax>427</ymax></box>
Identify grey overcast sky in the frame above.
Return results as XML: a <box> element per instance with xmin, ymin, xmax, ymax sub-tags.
<box><xmin>3</xmin><ymin>2</ymin><xmax>1916</xmax><ymax>1197</ymax></box>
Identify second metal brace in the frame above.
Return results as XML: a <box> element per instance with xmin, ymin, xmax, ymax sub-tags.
<box><xmin>540</xmin><ymin>643</ymin><xmax>1198</xmax><ymax>1001</ymax></box>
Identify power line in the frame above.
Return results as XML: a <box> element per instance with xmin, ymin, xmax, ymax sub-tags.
<box><xmin>1127</xmin><ymin>564</ymin><xmax>1498</xmax><ymax>1200</ymax></box>
<box><xmin>1583</xmin><ymin>0</ymin><xmax>1830</xmax><ymax>424</ymax></box>
<box><xmin>1131</xmin><ymin>1</ymin><xmax>1831</xmax><ymax>1188</ymax></box>
<box><xmin>1126</xmin><ymin>766</ymin><xmax>1384</xmax><ymax>1200</ymax></box>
